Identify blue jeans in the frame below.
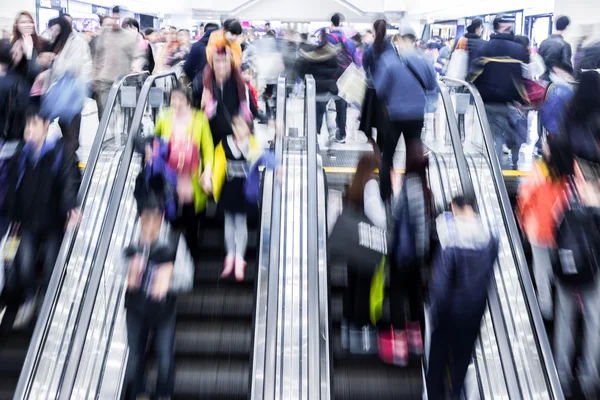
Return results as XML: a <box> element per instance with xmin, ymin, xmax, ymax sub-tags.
<box><xmin>125</xmin><ymin>293</ymin><xmax>177</xmax><ymax>398</ymax></box>
<box><xmin>484</xmin><ymin>103</ymin><xmax>519</xmax><ymax>168</ymax></box>
<box><xmin>16</xmin><ymin>229</ymin><xmax>63</xmax><ymax>297</ymax></box>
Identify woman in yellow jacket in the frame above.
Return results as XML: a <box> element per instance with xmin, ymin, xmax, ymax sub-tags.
<box><xmin>155</xmin><ymin>88</ymin><xmax>214</xmax><ymax>256</ymax></box>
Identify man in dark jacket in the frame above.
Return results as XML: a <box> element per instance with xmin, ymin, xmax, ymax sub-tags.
<box><xmin>8</xmin><ymin>105</ymin><xmax>81</xmax><ymax>328</ymax></box>
<box><xmin>426</xmin><ymin>195</ymin><xmax>498</xmax><ymax>399</ymax></box>
<box><xmin>539</xmin><ymin>16</ymin><xmax>573</xmax><ymax>75</ymax></box>
<box><xmin>470</xmin><ymin>15</ymin><xmax>529</xmax><ymax>169</ymax></box>
<box><xmin>184</xmin><ymin>22</ymin><xmax>219</xmax><ymax>83</ymax></box>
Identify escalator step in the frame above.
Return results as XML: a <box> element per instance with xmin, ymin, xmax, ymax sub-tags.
<box><xmin>145</xmin><ymin>359</ymin><xmax>249</xmax><ymax>399</ymax></box>
<box><xmin>174</xmin><ymin>320</ymin><xmax>253</xmax><ymax>356</ymax></box>
<box><xmin>200</xmin><ymin>231</ymin><xmax>258</xmax><ymax>253</ymax></box>
<box><xmin>194</xmin><ymin>261</ymin><xmax>257</xmax><ymax>284</ymax></box>
<box><xmin>177</xmin><ymin>285</ymin><xmax>255</xmax><ymax>319</ymax></box>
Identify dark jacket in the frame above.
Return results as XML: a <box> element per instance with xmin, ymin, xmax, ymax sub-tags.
<box><xmin>8</xmin><ymin>137</ymin><xmax>81</xmax><ymax>233</ymax></box>
<box><xmin>470</xmin><ymin>32</ymin><xmax>530</xmax><ymax>104</ymax></box>
<box><xmin>296</xmin><ymin>43</ymin><xmax>339</xmax><ymax>95</ymax></box>
<box><xmin>362</xmin><ymin>40</ymin><xmax>394</xmax><ymax>80</ymax></box>
<box><xmin>429</xmin><ymin>213</ymin><xmax>498</xmax><ymax>325</ymax></box>
<box><xmin>374</xmin><ymin>46</ymin><xmax>438</xmax><ymax>121</ymax></box>
<box><xmin>209</xmin><ymin>76</ymin><xmax>240</xmax><ymax>146</ymax></box>
<box><xmin>184</xmin><ymin>28</ymin><xmax>217</xmax><ymax>82</ymax></box>
<box><xmin>539</xmin><ymin>34</ymin><xmax>573</xmax><ymax>74</ymax></box>
<box><xmin>0</xmin><ymin>71</ymin><xmax>30</xmax><ymax>140</ymax></box>
<box><xmin>460</xmin><ymin>33</ymin><xmax>486</xmax><ymax>68</ymax></box>
<box><xmin>575</xmin><ymin>42</ymin><xmax>600</xmax><ymax>77</ymax></box>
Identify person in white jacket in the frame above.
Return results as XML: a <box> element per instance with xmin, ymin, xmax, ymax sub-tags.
<box><xmin>46</xmin><ymin>15</ymin><xmax>92</xmax><ymax>154</ymax></box>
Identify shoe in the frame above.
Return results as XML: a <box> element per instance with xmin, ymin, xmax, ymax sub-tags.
<box><xmin>406</xmin><ymin>321</ymin><xmax>423</xmax><ymax>356</ymax></box>
<box><xmin>221</xmin><ymin>255</ymin><xmax>235</xmax><ymax>278</ymax></box>
<box><xmin>341</xmin><ymin>319</ymin><xmax>349</xmax><ymax>350</ymax></box>
<box><xmin>13</xmin><ymin>296</ymin><xmax>37</xmax><ymax>330</ymax></box>
<box><xmin>333</xmin><ymin>136</ymin><xmax>346</xmax><ymax>144</ymax></box>
<box><xmin>205</xmin><ymin>99</ymin><xmax>218</xmax><ymax>120</ymax></box>
<box><xmin>349</xmin><ymin>324</ymin><xmax>378</xmax><ymax>354</ymax></box>
<box><xmin>378</xmin><ymin>328</ymin><xmax>395</xmax><ymax>364</ymax></box>
<box><xmin>502</xmin><ymin>144</ymin><xmax>510</xmax><ymax>154</ymax></box>
<box><xmin>392</xmin><ymin>329</ymin><xmax>409</xmax><ymax>367</ymax></box>
<box><xmin>234</xmin><ymin>256</ymin><xmax>246</xmax><ymax>281</ymax></box>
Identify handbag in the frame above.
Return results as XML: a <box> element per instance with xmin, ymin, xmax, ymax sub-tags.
<box><xmin>337</xmin><ymin>63</ymin><xmax>367</xmax><ymax>108</ymax></box>
<box><xmin>445</xmin><ymin>48</ymin><xmax>468</xmax><ymax>80</ymax></box>
<box><xmin>41</xmin><ymin>71</ymin><xmax>85</xmax><ymax>124</ymax></box>
<box><xmin>329</xmin><ymin>205</ymin><xmax>390</xmax><ymax>275</ymax></box>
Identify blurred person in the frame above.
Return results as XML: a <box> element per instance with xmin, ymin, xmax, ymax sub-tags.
<box><xmin>240</xmin><ymin>64</ymin><xmax>264</xmax><ymax>122</ymax></box>
<box><xmin>0</xmin><ymin>40</ymin><xmax>29</xmax><ymax>141</ymax></box>
<box><xmin>558</xmin><ymin>71</ymin><xmax>600</xmax><ymax>163</ymax></box>
<box><xmin>92</xmin><ymin>14</ymin><xmax>143</xmax><ymax>120</ymax></box>
<box><xmin>154</xmin><ymin>26</ymin><xmax>178</xmax><ymax>73</ymax></box>
<box><xmin>469</xmin><ymin>15</ymin><xmax>529</xmax><ymax>169</ymax></box>
<box><xmin>538</xmin><ymin>16</ymin><xmax>573</xmax><ymax>76</ymax></box>
<box><xmin>2</xmin><ymin>30</ymin><xmax>10</xmax><ymax>41</ymax></box>
<box><xmin>250</xmin><ymin>29</ymin><xmax>282</xmax><ymax>119</ymax></box>
<box><xmin>373</xmin><ymin>25</ymin><xmax>437</xmax><ymax>202</ymax></box>
<box><xmin>212</xmin><ymin>116</ymin><xmax>262</xmax><ymax>281</ymax></box>
<box><xmin>553</xmin><ymin>158</ymin><xmax>600</xmax><ymax>398</ymax></box>
<box><xmin>452</xmin><ymin>18</ymin><xmax>485</xmax><ymax>68</ymax></box>
<box><xmin>10</xmin><ymin>11</ymin><xmax>46</xmax><ymax>89</ymax></box>
<box><xmin>123</xmin><ymin>181</ymin><xmax>177</xmax><ymax>400</ymax></box>
<box><xmin>351</xmin><ymin>32</ymin><xmax>364</xmax><ymax>67</ymax></box>
<box><xmin>143</xmin><ymin>28</ymin><xmax>158</xmax><ymax>73</ymax></box>
<box><xmin>202</xmin><ymin>20</ymin><xmax>250</xmax><ymax>122</ymax></box>
<box><xmin>197</xmin><ymin>23</ymin><xmax>205</xmax><ymax>40</ymax></box>
<box><xmin>326</xmin><ymin>12</ymin><xmax>359</xmax><ymax>144</ymax></box>
<box><xmin>296</xmin><ymin>28</ymin><xmax>339</xmax><ymax>137</ymax></box>
<box><xmin>170</xmin><ymin>29</ymin><xmax>191</xmax><ymax>66</ymax></box>
<box><xmin>59</xmin><ymin>12</ymin><xmax>73</xmax><ymax>27</ymax></box>
<box><xmin>154</xmin><ymin>88</ymin><xmax>214</xmax><ymax>257</ymax></box>
<box><xmin>362</xmin><ymin>29</ymin><xmax>374</xmax><ymax>46</ymax></box>
<box><xmin>342</xmin><ymin>151</ymin><xmax>386</xmax><ymax>354</ymax></box>
<box><xmin>45</xmin><ymin>16</ymin><xmax>92</xmax><ymax>153</ymax></box>
<box><xmin>185</xmin><ymin>22</ymin><xmax>219</xmax><ymax>106</ymax></box>
<box><xmin>426</xmin><ymin>195</ymin><xmax>498</xmax><ymax>398</ymax></box>
<box><xmin>159</xmin><ymin>27</ymin><xmax>167</xmax><ymax>43</ymax></box>
<box><xmin>264</xmin><ymin>22</ymin><xmax>271</xmax><ymax>32</ymax></box>
<box><xmin>518</xmin><ymin>135</ymin><xmax>572</xmax><ymax>320</ymax></box>
<box><xmin>8</xmin><ymin>104</ymin><xmax>81</xmax><ymax>328</ymax></box>
<box><xmin>361</xmin><ymin>19</ymin><xmax>393</xmax><ymax>150</ymax></box>
<box><xmin>437</xmin><ymin>37</ymin><xmax>455</xmax><ymax>68</ymax></box>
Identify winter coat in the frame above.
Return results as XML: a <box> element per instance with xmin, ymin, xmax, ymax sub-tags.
<box><xmin>429</xmin><ymin>213</ymin><xmax>498</xmax><ymax>326</ymax></box>
<box><xmin>374</xmin><ymin>46</ymin><xmax>438</xmax><ymax>121</ymax></box>
<box><xmin>154</xmin><ymin>108</ymin><xmax>215</xmax><ymax>213</ymax></box>
<box><xmin>46</xmin><ymin>32</ymin><xmax>92</xmax><ymax>89</ymax></box>
<box><xmin>469</xmin><ymin>33</ymin><xmax>530</xmax><ymax>104</ymax></box>
<box><xmin>538</xmin><ymin>34</ymin><xmax>573</xmax><ymax>74</ymax></box>
<box><xmin>575</xmin><ymin>42</ymin><xmax>600</xmax><ymax>76</ymax></box>
<box><xmin>209</xmin><ymin>75</ymin><xmax>241</xmax><ymax>146</ymax></box>
<box><xmin>517</xmin><ymin>161</ymin><xmax>568</xmax><ymax>247</ymax></box>
<box><xmin>296</xmin><ymin>43</ymin><xmax>339</xmax><ymax>95</ymax></box>
<box><xmin>0</xmin><ymin>71</ymin><xmax>30</xmax><ymax>140</ymax></box>
<box><xmin>184</xmin><ymin>29</ymin><xmax>216</xmax><ymax>82</ymax></box>
<box><xmin>8</xmin><ymin>137</ymin><xmax>80</xmax><ymax>233</ymax></box>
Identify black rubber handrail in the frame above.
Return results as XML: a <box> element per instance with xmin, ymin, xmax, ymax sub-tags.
<box><xmin>55</xmin><ymin>72</ymin><xmax>179</xmax><ymax>400</ymax></box>
<box><xmin>14</xmin><ymin>71</ymin><xmax>149</xmax><ymax>400</ymax></box>
<box><xmin>441</xmin><ymin>76</ymin><xmax>563</xmax><ymax>400</ymax></box>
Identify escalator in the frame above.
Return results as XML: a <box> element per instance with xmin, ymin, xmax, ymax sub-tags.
<box><xmin>1</xmin><ymin>72</ymin><xmax>148</xmax><ymax>400</ymax></box>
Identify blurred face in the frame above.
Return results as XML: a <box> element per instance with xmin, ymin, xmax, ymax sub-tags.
<box><xmin>177</xmin><ymin>31</ymin><xmax>189</xmax><ymax>45</ymax></box>
<box><xmin>160</xmin><ymin>29</ymin><xmax>167</xmax><ymax>41</ymax></box>
<box><xmin>448</xmin><ymin>38</ymin><xmax>455</xmax><ymax>48</ymax></box>
<box><xmin>213</xmin><ymin>53</ymin><xmax>231</xmax><ymax>82</ymax></box>
<box><xmin>167</xmin><ymin>29</ymin><xmax>176</xmax><ymax>43</ymax></box>
<box><xmin>25</xmin><ymin>116</ymin><xmax>49</xmax><ymax>146</ymax></box>
<box><xmin>224</xmin><ymin>31</ymin><xmax>238</xmax><ymax>44</ymax></box>
<box><xmin>242</xmin><ymin>68</ymin><xmax>252</xmax><ymax>83</ymax></box>
<box><xmin>49</xmin><ymin>24</ymin><xmax>61</xmax><ymax>41</ymax></box>
<box><xmin>140</xmin><ymin>209</ymin><xmax>163</xmax><ymax>241</ymax></box>
<box><xmin>17</xmin><ymin>14</ymin><xmax>35</xmax><ymax>36</ymax></box>
<box><xmin>171</xmin><ymin>91</ymin><xmax>189</xmax><ymax>114</ymax></box>
<box><xmin>363</xmin><ymin>31</ymin><xmax>374</xmax><ymax>45</ymax></box>
<box><xmin>147</xmin><ymin>32</ymin><xmax>159</xmax><ymax>43</ymax></box>
<box><xmin>102</xmin><ymin>17</ymin><xmax>115</xmax><ymax>28</ymax></box>
<box><xmin>232</xmin><ymin>117</ymin><xmax>250</xmax><ymax>141</ymax></box>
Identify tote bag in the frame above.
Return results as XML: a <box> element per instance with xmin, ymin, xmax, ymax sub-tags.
<box><xmin>41</xmin><ymin>71</ymin><xmax>85</xmax><ymax>124</ymax></box>
<box><xmin>337</xmin><ymin>63</ymin><xmax>367</xmax><ymax>108</ymax></box>
<box><xmin>445</xmin><ymin>49</ymin><xmax>468</xmax><ymax>81</ymax></box>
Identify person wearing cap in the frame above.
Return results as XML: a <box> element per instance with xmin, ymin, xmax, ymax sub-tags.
<box><xmin>469</xmin><ymin>15</ymin><xmax>529</xmax><ymax>169</ymax></box>
<box><xmin>452</xmin><ymin>18</ymin><xmax>485</xmax><ymax>68</ymax></box>
<box><xmin>373</xmin><ymin>24</ymin><xmax>438</xmax><ymax>202</ymax></box>
<box><xmin>539</xmin><ymin>16</ymin><xmax>573</xmax><ymax>76</ymax></box>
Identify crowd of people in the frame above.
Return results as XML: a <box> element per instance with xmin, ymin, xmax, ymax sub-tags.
<box><xmin>2</xmin><ymin>5</ymin><xmax>600</xmax><ymax>399</ymax></box>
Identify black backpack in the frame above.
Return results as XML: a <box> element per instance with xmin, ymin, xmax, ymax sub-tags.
<box><xmin>329</xmin><ymin>34</ymin><xmax>353</xmax><ymax>78</ymax></box>
<box><xmin>554</xmin><ymin>180</ymin><xmax>600</xmax><ymax>286</ymax></box>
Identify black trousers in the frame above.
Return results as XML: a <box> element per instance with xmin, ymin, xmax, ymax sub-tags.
<box><xmin>343</xmin><ymin>265</ymin><xmax>372</xmax><ymax>327</ymax></box>
<box><xmin>58</xmin><ymin>113</ymin><xmax>82</xmax><ymax>154</ymax></box>
<box><xmin>379</xmin><ymin>120</ymin><xmax>424</xmax><ymax>202</ymax></box>
<box><xmin>426</xmin><ymin>313</ymin><xmax>483</xmax><ymax>399</ymax></box>
<box><xmin>334</xmin><ymin>97</ymin><xmax>348</xmax><ymax>140</ymax></box>
<box><xmin>172</xmin><ymin>203</ymin><xmax>203</xmax><ymax>258</ymax></box>
<box><xmin>389</xmin><ymin>265</ymin><xmax>424</xmax><ymax>328</ymax></box>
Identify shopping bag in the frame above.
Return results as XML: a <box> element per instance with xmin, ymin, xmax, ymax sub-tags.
<box><xmin>170</xmin><ymin>234</ymin><xmax>194</xmax><ymax>293</ymax></box>
<box><xmin>337</xmin><ymin>63</ymin><xmax>367</xmax><ymax>108</ymax></box>
<box><xmin>329</xmin><ymin>206</ymin><xmax>390</xmax><ymax>275</ymax></box>
<box><xmin>445</xmin><ymin>49</ymin><xmax>468</xmax><ymax>81</ymax></box>
<box><xmin>41</xmin><ymin>71</ymin><xmax>85</xmax><ymax>125</ymax></box>
<box><xmin>1</xmin><ymin>228</ymin><xmax>20</xmax><ymax>296</ymax></box>
<box><xmin>255</xmin><ymin>52</ymin><xmax>285</xmax><ymax>82</ymax></box>
<box><xmin>370</xmin><ymin>257</ymin><xmax>386</xmax><ymax>325</ymax></box>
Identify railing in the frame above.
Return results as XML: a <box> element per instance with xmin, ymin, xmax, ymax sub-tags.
<box><xmin>441</xmin><ymin>76</ymin><xmax>563</xmax><ymax>400</ymax></box>
<box><xmin>257</xmin><ymin>75</ymin><xmax>287</xmax><ymax>400</ymax></box>
<box><xmin>14</xmin><ymin>72</ymin><xmax>148</xmax><ymax>400</ymax></box>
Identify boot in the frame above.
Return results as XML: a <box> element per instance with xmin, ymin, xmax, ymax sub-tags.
<box><xmin>234</xmin><ymin>256</ymin><xmax>246</xmax><ymax>281</ymax></box>
<box><xmin>406</xmin><ymin>321</ymin><xmax>423</xmax><ymax>356</ymax></box>
<box><xmin>221</xmin><ymin>255</ymin><xmax>235</xmax><ymax>278</ymax></box>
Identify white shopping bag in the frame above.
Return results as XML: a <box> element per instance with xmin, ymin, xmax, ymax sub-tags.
<box><xmin>445</xmin><ymin>49</ymin><xmax>468</xmax><ymax>81</ymax></box>
<box><xmin>337</xmin><ymin>63</ymin><xmax>367</xmax><ymax>108</ymax></box>
<box><xmin>170</xmin><ymin>234</ymin><xmax>194</xmax><ymax>293</ymax></box>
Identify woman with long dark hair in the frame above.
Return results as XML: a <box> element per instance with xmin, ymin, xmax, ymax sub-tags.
<box><xmin>10</xmin><ymin>11</ymin><xmax>46</xmax><ymax>87</ymax></box>
<box><xmin>45</xmin><ymin>16</ymin><xmax>92</xmax><ymax>153</ymax></box>
<box><xmin>341</xmin><ymin>150</ymin><xmax>386</xmax><ymax>354</ymax></box>
<box><xmin>560</xmin><ymin>70</ymin><xmax>600</xmax><ymax>163</ymax></box>
<box><xmin>359</xmin><ymin>19</ymin><xmax>392</xmax><ymax>151</ymax></box>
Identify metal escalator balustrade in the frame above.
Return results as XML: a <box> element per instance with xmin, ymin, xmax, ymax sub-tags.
<box><xmin>441</xmin><ymin>77</ymin><xmax>563</xmax><ymax>400</ymax></box>
<box><xmin>10</xmin><ymin>72</ymin><xmax>148</xmax><ymax>400</ymax></box>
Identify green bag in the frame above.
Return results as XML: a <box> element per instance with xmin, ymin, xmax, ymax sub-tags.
<box><xmin>370</xmin><ymin>257</ymin><xmax>386</xmax><ymax>326</ymax></box>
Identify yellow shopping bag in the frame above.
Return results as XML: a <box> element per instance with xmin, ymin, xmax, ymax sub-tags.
<box><xmin>370</xmin><ymin>257</ymin><xmax>386</xmax><ymax>326</ymax></box>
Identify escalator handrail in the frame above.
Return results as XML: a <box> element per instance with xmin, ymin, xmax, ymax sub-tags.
<box><xmin>56</xmin><ymin>72</ymin><xmax>179</xmax><ymax>400</ymax></box>
<box><xmin>441</xmin><ymin>76</ymin><xmax>563</xmax><ymax>400</ymax></box>
<box><xmin>438</xmin><ymin>82</ymin><xmax>521</xmax><ymax>399</ymax></box>
<box><xmin>14</xmin><ymin>71</ymin><xmax>149</xmax><ymax>400</ymax></box>
<box><xmin>258</xmin><ymin>74</ymin><xmax>287</xmax><ymax>400</ymax></box>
